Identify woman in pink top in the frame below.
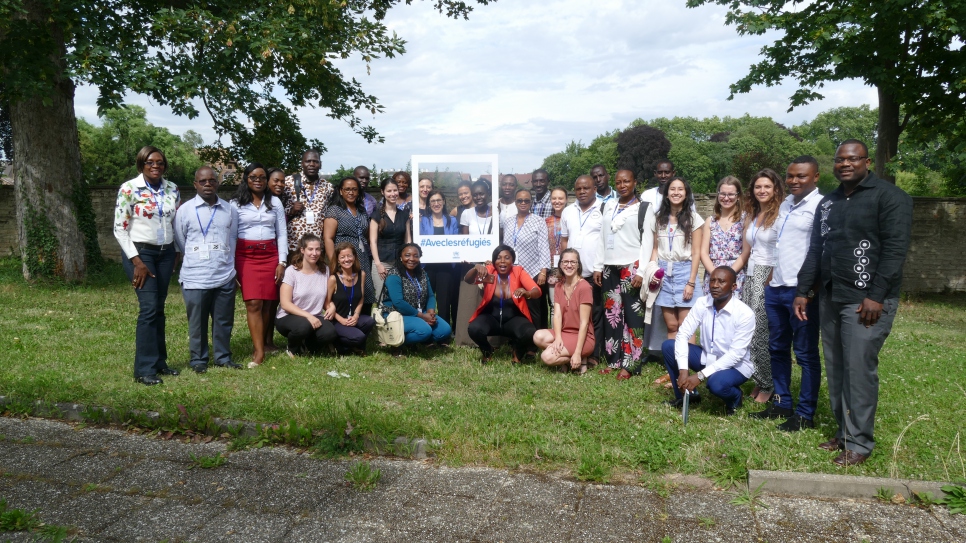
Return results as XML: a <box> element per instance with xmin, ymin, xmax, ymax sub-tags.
<box><xmin>275</xmin><ymin>234</ymin><xmax>337</xmax><ymax>357</ymax></box>
<box><xmin>533</xmin><ymin>248</ymin><xmax>595</xmax><ymax>374</ymax></box>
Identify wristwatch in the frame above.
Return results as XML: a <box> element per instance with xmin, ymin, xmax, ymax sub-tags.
<box><xmin>696</xmin><ymin>371</ymin><xmax>705</xmax><ymax>382</ymax></box>
<box><xmin>806</xmin><ymin>289</ymin><xmax>816</xmax><ymax>299</ymax></box>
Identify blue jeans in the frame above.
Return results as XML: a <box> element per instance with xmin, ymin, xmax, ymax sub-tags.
<box><xmin>402</xmin><ymin>315</ymin><xmax>452</xmax><ymax>345</ymax></box>
<box><xmin>122</xmin><ymin>244</ymin><xmax>176</xmax><ymax>378</ymax></box>
<box><xmin>765</xmin><ymin>285</ymin><xmax>821</xmax><ymax>419</ymax></box>
<box><xmin>662</xmin><ymin>339</ymin><xmax>748</xmax><ymax>410</ymax></box>
<box><xmin>182</xmin><ymin>280</ymin><xmax>236</xmax><ymax>367</ymax></box>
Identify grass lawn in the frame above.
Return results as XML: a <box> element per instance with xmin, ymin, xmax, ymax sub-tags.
<box><xmin>1</xmin><ymin>257</ymin><xmax>964</xmax><ymax>485</ymax></box>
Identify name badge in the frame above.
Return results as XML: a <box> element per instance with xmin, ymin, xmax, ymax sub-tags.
<box><xmin>553</xmin><ymin>255</ymin><xmax>560</xmax><ymax>267</ymax></box>
<box><xmin>156</xmin><ymin>227</ymin><xmax>165</xmax><ymax>245</ymax></box>
<box><xmin>192</xmin><ymin>244</ymin><xmax>210</xmax><ymax>260</ymax></box>
<box><xmin>606</xmin><ymin>233</ymin><xmax>616</xmax><ymax>250</ymax></box>
<box><xmin>304</xmin><ymin>209</ymin><xmax>315</xmax><ymax>223</ymax></box>
<box><xmin>747</xmin><ymin>262</ymin><xmax>756</xmax><ymax>275</ymax></box>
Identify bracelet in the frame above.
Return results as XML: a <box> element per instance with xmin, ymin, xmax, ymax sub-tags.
<box><xmin>686</xmin><ymin>282</ymin><xmax>695</xmax><ymax>287</ymax></box>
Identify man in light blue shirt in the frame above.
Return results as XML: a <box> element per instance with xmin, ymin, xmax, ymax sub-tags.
<box><xmin>661</xmin><ymin>266</ymin><xmax>756</xmax><ymax>415</ymax></box>
<box><xmin>175</xmin><ymin>167</ymin><xmax>241</xmax><ymax>373</ymax></box>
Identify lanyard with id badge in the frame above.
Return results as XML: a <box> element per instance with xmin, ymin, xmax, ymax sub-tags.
<box><xmin>571</xmin><ymin>206</ymin><xmax>596</xmax><ymax>249</ymax></box>
<box><xmin>194</xmin><ymin>205</ymin><xmax>217</xmax><ymax>260</ymax></box>
<box><xmin>303</xmin><ymin>181</ymin><xmax>319</xmax><ymax>224</ymax></box>
<box><xmin>606</xmin><ymin>197</ymin><xmax>637</xmax><ymax>250</ymax></box>
<box><xmin>148</xmin><ymin>184</ymin><xmax>167</xmax><ymax>244</ymax></box>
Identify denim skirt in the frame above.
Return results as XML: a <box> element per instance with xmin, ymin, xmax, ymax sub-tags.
<box><xmin>655</xmin><ymin>260</ymin><xmax>698</xmax><ymax>308</ymax></box>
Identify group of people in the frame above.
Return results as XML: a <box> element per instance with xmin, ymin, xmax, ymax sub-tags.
<box><xmin>115</xmin><ymin>138</ymin><xmax>912</xmax><ymax>467</ymax></box>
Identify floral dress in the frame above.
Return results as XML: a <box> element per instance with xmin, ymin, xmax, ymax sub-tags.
<box><xmin>601</xmin><ymin>263</ymin><xmax>647</xmax><ymax>373</ymax></box>
<box><xmin>703</xmin><ymin>216</ymin><xmax>746</xmax><ymax>296</ymax></box>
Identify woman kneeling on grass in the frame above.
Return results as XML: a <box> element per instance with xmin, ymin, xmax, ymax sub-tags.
<box><xmin>465</xmin><ymin>244</ymin><xmax>540</xmax><ymax>364</ymax></box>
<box><xmin>276</xmin><ymin>234</ymin><xmax>337</xmax><ymax>357</ymax></box>
<box><xmin>326</xmin><ymin>242</ymin><xmax>375</xmax><ymax>356</ymax></box>
<box><xmin>533</xmin><ymin>248</ymin><xmax>595</xmax><ymax>373</ymax></box>
<box><xmin>382</xmin><ymin>243</ymin><xmax>452</xmax><ymax>355</ymax></box>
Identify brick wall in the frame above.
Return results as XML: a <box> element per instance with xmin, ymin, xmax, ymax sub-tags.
<box><xmin>0</xmin><ymin>186</ymin><xmax>963</xmax><ymax>292</ymax></box>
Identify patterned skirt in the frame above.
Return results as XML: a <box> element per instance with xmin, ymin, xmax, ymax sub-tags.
<box><xmin>601</xmin><ymin>263</ymin><xmax>646</xmax><ymax>374</ymax></box>
<box><xmin>742</xmin><ymin>264</ymin><xmax>774</xmax><ymax>391</ymax></box>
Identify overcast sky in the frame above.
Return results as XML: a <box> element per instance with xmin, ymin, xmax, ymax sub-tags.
<box><xmin>74</xmin><ymin>0</ymin><xmax>877</xmax><ymax>175</ymax></box>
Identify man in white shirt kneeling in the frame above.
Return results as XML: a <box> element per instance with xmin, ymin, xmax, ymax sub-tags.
<box><xmin>661</xmin><ymin>266</ymin><xmax>755</xmax><ymax>415</ymax></box>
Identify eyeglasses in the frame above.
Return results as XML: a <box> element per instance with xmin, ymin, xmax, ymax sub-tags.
<box><xmin>248</xmin><ymin>175</ymin><xmax>267</xmax><ymax>182</ymax></box>
<box><xmin>560</xmin><ymin>260</ymin><xmax>578</xmax><ymax>265</ymax></box>
<box><xmin>516</xmin><ymin>199</ymin><xmax>532</xmax><ymax>205</ymax></box>
<box><xmin>144</xmin><ymin>160</ymin><xmax>165</xmax><ymax>167</ymax></box>
<box><xmin>430</xmin><ymin>199</ymin><xmax>445</xmax><ymax>205</ymax></box>
<box><xmin>718</xmin><ymin>192</ymin><xmax>738</xmax><ymax>199</ymax></box>
<box><xmin>834</xmin><ymin>156</ymin><xmax>868</xmax><ymax>164</ymax></box>
<box><xmin>196</xmin><ymin>179</ymin><xmax>217</xmax><ymax>186</ymax></box>
<box><xmin>341</xmin><ymin>187</ymin><xmax>359</xmax><ymax>193</ymax></box>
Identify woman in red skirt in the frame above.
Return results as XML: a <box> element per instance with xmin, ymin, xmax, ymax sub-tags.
<box><xmin>231</xmin><ymin>162</ymin><xmax>288</xmax><ymax>367</ymax></box>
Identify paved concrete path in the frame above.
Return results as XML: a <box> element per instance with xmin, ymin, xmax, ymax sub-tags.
<box><xmin>1</xmin><ymin>416</ymin><xmax>963</xmax><ymax>542</ymax></box>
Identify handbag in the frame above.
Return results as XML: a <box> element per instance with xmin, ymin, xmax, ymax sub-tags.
<box><xmin>373</xmin><ymin>283</ymin><xmax>405</xmax><ymax>347</ymax></box>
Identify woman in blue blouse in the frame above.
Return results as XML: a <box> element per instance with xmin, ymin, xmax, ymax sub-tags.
<box><xmin>418</xmin><ymin>190</ymin><xmax>460</xmax><ymax>235</ymax></box>
<box><xmin>382</xmin><ymin>243</ymin><xmax>452</xmax><ymax>355</ymax></box>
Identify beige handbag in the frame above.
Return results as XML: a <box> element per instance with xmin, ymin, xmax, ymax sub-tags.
<box><xmin>373</xmin><ymin>284</ymin><xmax>405</xmax><ymax>347</ymax></box>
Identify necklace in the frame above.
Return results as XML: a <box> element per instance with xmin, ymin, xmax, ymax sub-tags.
<box><xmin>563</xmin><ymin>278</ymin><xmax>578</xmax><ymax>305</ymax></box>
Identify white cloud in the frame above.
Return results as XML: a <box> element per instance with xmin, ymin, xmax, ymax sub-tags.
<box><xmin>74</xmin><ymin>0</ymin><xmax>878</xmax><ymax>174</ymax></box>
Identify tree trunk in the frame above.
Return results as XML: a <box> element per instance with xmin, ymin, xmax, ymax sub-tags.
<box><xmin>11</xmin><ymin>6</ymin><xmax>89</xmax><ymax>281</ymax></box>
<box><xmin>875</xmin><ymin>87</ymin><xmax>900</xmax><ymax>184</ymax></box>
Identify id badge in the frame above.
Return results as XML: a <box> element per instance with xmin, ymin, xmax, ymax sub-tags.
<box><xmin>747</xmin><ymin>262</ymin><xmax>755</xmax><ymax>275</ymax></box>
<box><xmin>571</xmin><ymin>235</ymin><xmax>583</xmax><ymax>249</ymax></box>
<box><xmin>358</xmin><ymin>240</ymin><xmax>365</xmax><ymax>254</ymax></box>
<box><xmin>199</xmin><ymin>244</ymin><xmax>210</xmax><ymax>260</ymax></box>
<box><xmin>553</xmin><ymin>255</ymin><xmax>560</xmax><ymax>267</ymax></box>
<box><xmin>304</xmin><ymin>209</ymin><xmax>315</xmax><ymax>223</ymax></box>
<box><xmin>156</xmin><ymin>227</ymin><xmax>166</xmax><ymax>245</ymax></box>
<box><xmin>705</xmin><ymin>354</ymin><xmax>717</xmax><ymax>367</ymax></box>
<box><xmin>606</xmin><ymin>233</ymin><xmax>615</xmax><ymax>250</ymax></box>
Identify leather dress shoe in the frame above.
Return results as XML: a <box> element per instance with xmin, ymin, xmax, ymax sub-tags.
<box><xmin>157</xmin><ymin>367</ymin><xmax>180</xmax><ymax>376</ymax></box>
<box><xmin>217</xmin><ymin>361</ymin><xmax>243</xmax><ymax>370</ymax></box>
<box><xmin>135</xmin><ymin>375</ymin><xmax>163</xmax><ymax>386</ymax></box>
<box><xmin>192</xmin><ymin>363</ymin><xmax>208</xmax><ymax>374</ymax></box>
<box><xmin>777</xmin><ymin>414</ymin><xmax>815</xmax><ymax>432</ymax></box>
<box><xmin>818</xmin><ymin>437</ymin><xmax>846</xmax><ymax>451</ymax></box>
<box><xmin>749</xmin><ymin>404</ymin><xmax>793</xmax><ymax>420</ymax></box>
<box><xmin>663</xmin><ymin>392</ymin><xmax>702</xmax><ymax>408</ymax></box>
<box><xmin>833</xmin><ymin>449</ymin><xmax>869</xmax><ymax>467</ymax></box>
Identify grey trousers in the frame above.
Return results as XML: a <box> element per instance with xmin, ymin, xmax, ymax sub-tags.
<box><xmin>182</xmin><ymin>280</ymin><xmax>236</xmax><ymax>368</ymax></box>
<box><xmin>820</xmin><ymin>294</ymin><xmax>899</xmax><ymax>455</ymax></box>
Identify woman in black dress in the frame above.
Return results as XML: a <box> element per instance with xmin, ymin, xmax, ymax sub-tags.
<box><xmin>368</xmin><ymin>176</ymin><xmax>411</xmax><ymax>298</ymax></box>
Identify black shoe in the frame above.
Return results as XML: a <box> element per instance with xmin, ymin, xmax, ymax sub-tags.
<box><xmin>157</xmin><ymin>367</ymin><xmax>180</xmax><ymax>376</ymax></box>
<box><xmin>135</xmin><ymin>375</ymin><xmax>163</xmax><ymax>386</ymax></box>
<box><xmin>663</xmin><ymin>392</ymin><xmax>702</xmax><ymax>408</ymax></box>
<box><xmin>777</xmin><ymin>414</ymin><xmax>815</xmax><ymax>432</ymax></box>
<box><xmin>192</xmin><ymin>364</ymin><xmax>208</xmax><ymax>374</ymax></box>
<box><xmin>749</xmin><ymin>404</ymin><xmax>793</xmax><ymax>420</ymax></box>
<box><xmin>217</xmin><ymin>361</ymin><xmax>243</xmax><ymax>370</ymax></box>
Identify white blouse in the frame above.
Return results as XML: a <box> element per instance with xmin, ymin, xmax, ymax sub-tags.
<box><xmin>746</xmin><ymin>216</ymin><xmax>778</xmax><ymax>267</ymax></box>
<box><xmin>231</xmin><ymin>196</ymin><xmax>288</xmax><ymax>263</ymax></box>
<box><xmin>655</xmin><ymin>210</ymin><xmax>705</xmax><ymax>263</ymax></box>
<box><xmin>593</xmin><ymin>198</ymin><xmax>657</xmax><ymax>271</ymax></box>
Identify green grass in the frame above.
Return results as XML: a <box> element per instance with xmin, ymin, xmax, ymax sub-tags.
<box><xmin>1</xmin><ymin>257</ymin><xmax>965</xmax><ymax>483</ymax></box>
<box><xmin>344</xmin><ymin>461</ymin><xmax>381</xmax><ymax>491</ymax></box>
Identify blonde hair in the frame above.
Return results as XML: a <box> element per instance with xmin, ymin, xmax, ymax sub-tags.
<box><xmin>713</xmin><ymin>176</ymin><xmax>744</xmax><ymax>222</ymax></box>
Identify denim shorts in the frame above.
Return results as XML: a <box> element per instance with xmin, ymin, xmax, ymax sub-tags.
<box><xmin>655</xmin><ymin>260</ymin><xmax>698</xmax><ymax>308</ymax></box>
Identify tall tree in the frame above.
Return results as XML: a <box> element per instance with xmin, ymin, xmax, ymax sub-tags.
<box><xmin>0</xmin><ymin>0</ymin><xmax>491</xmax><ymax>280</ymax></box>
<box><xmin>687</xmin><ymin>0</ymin><xmax>966</xmax><ymax>182</ymax></box>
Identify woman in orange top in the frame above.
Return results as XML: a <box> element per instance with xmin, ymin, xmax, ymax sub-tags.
<box><xmin>464</xmin><ymin>244</ymin><xmax>539</xmax><ymax>364</ymax></box>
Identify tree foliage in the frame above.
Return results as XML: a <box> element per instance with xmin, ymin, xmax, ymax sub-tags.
<box><xmin>77</xmin><ymin>106</ymin><xmax>204</xmax><ymax>185</ymax></box>
<box><xmin>540</xmin><ymin>132</ymin><xmax>618</xmax><ymax>189</ymax></box>
<box><xmin>686</xmin><ymin>0</ymin><xmax>966</xmax><ymax>182</ymax></box>
<box><xmin>0</xmin><ymin>0</ymin><xmax>492</xmax><ymax>169</ymax></box>
<box><xmin>615</xmin><ymin>124</ymin><xmax>671</xmax><ymax>185</ymax></box>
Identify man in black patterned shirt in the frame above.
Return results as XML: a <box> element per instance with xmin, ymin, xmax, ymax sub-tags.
<box><xmin>794</xmin><ymin>139</ymin><xmax>912</xmax><ymax>467</ymax></box>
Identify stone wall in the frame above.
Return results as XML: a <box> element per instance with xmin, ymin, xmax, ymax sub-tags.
<box><xmin>0</xmin><ymin>186</ymin><xmax>963</xmax><ymax>292</ymax></box>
